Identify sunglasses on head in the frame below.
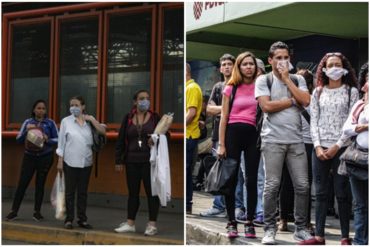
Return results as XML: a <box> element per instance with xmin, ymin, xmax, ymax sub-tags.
<box><xmin>326</xmin><ymin>52</ymin><xmax>342</xmax><ymax>56</ymax></box>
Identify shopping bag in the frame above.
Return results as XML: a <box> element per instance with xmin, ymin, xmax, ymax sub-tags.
<box><xmin>50</xmin><ymin>171</ymin><xmax>66</xmax><ymax>220</ymax></box>
<box><xmin>205</xmin><ymin>157</ymin><xmax>238</xmax><ymax>196</ymax></box>
<box><xmin>154</xmin><ymin>113</ymin><xmax>174</xmax><ymax>135</ymax></box>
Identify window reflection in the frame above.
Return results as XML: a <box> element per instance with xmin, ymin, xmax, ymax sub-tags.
<box><xmin>107</xmin><ymin>12</ymin><xmax>152</xmax><ymax>123</ymax></box>
<box><xmin>10</xmin><ymin>23</ymin><xmax>51</xmax><ymax>123</ymax></box>
<box><xmin>59</xmin><ymin>18</ymin><xmax>99</xmax><ymax>119</ymax></box>
<box><xmin>161</xmin><ymin>8</ymin><xmax>184</xmax><ymax>123</ymax></box>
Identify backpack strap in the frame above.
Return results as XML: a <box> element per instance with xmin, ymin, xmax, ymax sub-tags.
<box><xmin>229</xmin><ymin>84</ymin><xmax>238</xmax><ymax>114</ymax></box>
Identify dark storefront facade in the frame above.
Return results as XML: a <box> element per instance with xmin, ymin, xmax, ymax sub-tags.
<box><xmin>2</xmin><ymin>2</ymin><xmax>184</xmax><ymax>211</ymax></box>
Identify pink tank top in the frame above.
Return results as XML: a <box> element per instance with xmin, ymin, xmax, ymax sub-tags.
<box><xmin>223</xmin><ymin>83</ymin><xmax>257</xmax><ymax>126</ymax></box>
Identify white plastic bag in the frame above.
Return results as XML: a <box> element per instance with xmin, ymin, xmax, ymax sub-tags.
<box><xmin>50</xmin><ymin>171</ymin><xmax>66</xmax><ymax>220</ymax></box>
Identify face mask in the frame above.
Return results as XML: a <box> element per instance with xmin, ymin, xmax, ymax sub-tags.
<box><xmin>70</xmin><ymin>106</ymin><xmax>81</xmax><ymax>117</ymax></box>
<box><xmin>137</xmin><ymin>99</ymin><xmax>150</xmax><ymax>112</ymax></box>
<box><xmin>277</xmin><ymin>60</ymin><xmax>294</xmax><ymax>71</ymax></box>
<box><xmin>323</xmin><ymin>67</ymin><xmax>348</xmax><ymax>81</ymax></box>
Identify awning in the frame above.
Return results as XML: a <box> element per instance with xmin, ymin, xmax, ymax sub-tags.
<box><xmin>187</xmin><ymin>2</ymin><xmax>368</xmax><ymax>61</ymax></box>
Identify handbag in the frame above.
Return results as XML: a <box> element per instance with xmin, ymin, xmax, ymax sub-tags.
<box><xmin>205</xmin><ymin>157</ymin><xmax>238</xmax><ymax>196</ymax></box>
<box><xmin>340</xmin><ymin>141</ymin><xmax>368</xmax><ymax>169</ymax></box>
<box><xmin>25</xmin><ymin>127</ymin><xmax>44</xmax><ymax>152</ymax></box>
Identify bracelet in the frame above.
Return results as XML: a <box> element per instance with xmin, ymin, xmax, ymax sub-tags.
<box><xmin>218</xmin><ymin>143</ymin><xmax>224</xmax><ymax>146</ymax></box>
<box><xmin>290</xmin><ymin>98</ymin><xmax>296</xmax><ymax>106</ymax></box>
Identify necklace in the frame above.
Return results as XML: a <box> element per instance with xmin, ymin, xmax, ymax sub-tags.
<box><xmin>135</xmin><ymin>111</ymin><xmax>147</xmax><ymax>148</ymax></box>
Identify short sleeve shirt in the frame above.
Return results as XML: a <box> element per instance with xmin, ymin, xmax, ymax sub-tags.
<box><xmin>255</xmin><ymin>73</ymin><xmax>308</xmax><ymax>144</ymax></box>
<box><xmin>186</xmin><ymin>79</ymin><xmax>203</xmax><ymax>139</ymax></box>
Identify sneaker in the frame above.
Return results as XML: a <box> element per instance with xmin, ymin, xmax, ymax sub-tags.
<box><xmin>199</xmin><ymin>207</ymin><xmax>226</xmax><ymax>217</ymax></box>
<box><xmin>262</xmin><ymin>228</ymin><xmax>276</xmax><ymax>245</ymax></box>
<box><xmin>244</xmin><ymin>223</ymin><xmax>256</xmax><ymax>238</ymax></box>
<box><xmin>253</xmin><ymin>215</ymin><xmax>264</xmax><ymax>227</ymax></box>
<box><xmin>307</xmin><ymin>223</ymin><xmax>315</xmax><ymax>236</ymax></box>
<box><xmin>294</xmin><ymin>229</ymin><xmax>314</xmax><ymax>241</ymax></box>
<box><xmin>114</xmin><ymin>222</ymin><xmax>136</xmax><ymax>233</ymax></box>
<box><xmin>236</xmin><ymin>209</ymin><xmax>247</xmax><ymax>223</ymax></box>
<box><xmin>226</xmin><ymin>221</ymin><xmax>238</xmax><ymax>238</ymax></box>
<box><xmin>144</xmin><ymin>224</ymin><xmax>158</xmax><ymax>236</ymax></box>
<box><xmin>5</xmin><ymin>211</ymin><xmax>17</xmax><ymax>221</ymax></box>
<box><xmin>341</xmin><ymin>238</ymin><xmax>352</xmax><ymax>245</ymax></box>
<box><xmin>299</xmin><ymin>237</ymin><xmax>325</xmax><ymax>245</ymax></box>
<box><xmin>278</xmin><ymin>219</ymin><xmax>288</xmax><ymax>231</ymax></box>
<box><xmin>64</xmin><ymin>221</ymin><xmax>73</xmax><ymax>229</ymax></box>
<box><xmin>33</xmin><ymin>212</ymin><xmax>44</xmax><ymax>222</ymax></box>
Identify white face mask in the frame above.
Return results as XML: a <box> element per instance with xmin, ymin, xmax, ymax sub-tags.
<box><xmin>323</xmin><ymin>67</ymin><xmax>348</xmax><ymax>81</ymax></box>
<box><xmin>277</xmin><ymin>59</ymin><xmax>294</xmax><ymax>71</ymax></box>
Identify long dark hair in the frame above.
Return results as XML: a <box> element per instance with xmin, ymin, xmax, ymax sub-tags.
<box><xmin>31</xmin><ymin>99</ymin><xmax>47</xmax><ymax>118</ymax></box>
<box><xmin>358</xmin><ymin>62</ymin><xmax>368</xmax><ymax>98</ymax></box>
<box><xmin>316</xmin><ymin>53</ymin><xmax>358</xmax><ymax>88</ymax></box>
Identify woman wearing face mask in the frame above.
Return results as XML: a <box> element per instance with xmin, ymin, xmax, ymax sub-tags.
<box><xmin>56</xmin><ymin>96</ymin><xmax>106</xmax><ymax>229</ymax></box>
<box><xmin>342</xmin><ymin>62</ymin><xmax>368</xmax><ymax>245</ymax></box>
<box><xmin>300</xmin><ymin>53</ymin><xmax>359</xmax><ymax>245</ymax></box>
<box><xmin>5</xmin><ymin>100</ymin><xmax>58</xmax><ymax>222</ymax></box>
<box><xmin>114</xmin><ymin>90</ymin><xmax>161</xmax><ymax>236</ymax></box>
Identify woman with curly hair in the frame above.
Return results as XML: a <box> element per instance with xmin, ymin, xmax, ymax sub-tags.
<box><xmin>300</xmin><ymin>53</ymin><xmax>359</xmax><ymax>245</ymax></box>
<box><xmin>218</xmin><ymin>51</ymin><xmax>260</xmax><ymax>238</ymax></box>
<box><xmin>342</xmin><ymin>62</ymin><xmax>368</xmax><ymax>245</ymax></box>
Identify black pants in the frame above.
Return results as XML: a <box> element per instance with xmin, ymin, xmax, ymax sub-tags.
<box><xmin>63</xmin><ymin>163</ymin><xmax>92</xmax><ymax>223</ymax></box>
<box><xmin>126</xmin><ymin>162</ymin><xmax>160</xmax><ymax>221</ymax></box>
<box><xmin>305</xmin><ymin>143</ymin><xmax>313</xmax><ymax>224</ymax></box>
<box><xmin>11</xmin><ymin>153</ymin><xmax>53</xmax><ymax>213</ymax></box>
<box><xmin>225</xmin><ymin>123</ymin><xmax>260</xmax><ymax>222</ymax></box>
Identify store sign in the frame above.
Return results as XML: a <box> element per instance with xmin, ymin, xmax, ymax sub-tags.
<box><xmin>193</xmin><ymin>2</ymin><xmax>224</xmax><ymax>20</ymax></box>
<box><xmin>186</xmin><ymin>2</ymin><xmax>225</xmax><ymax>32</ymax></box>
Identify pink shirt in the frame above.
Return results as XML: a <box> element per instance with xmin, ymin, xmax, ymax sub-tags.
<box><xmin>223</xmin><ymin>83</ymin><xmax>257</xmax><ymax>126</ymax></box>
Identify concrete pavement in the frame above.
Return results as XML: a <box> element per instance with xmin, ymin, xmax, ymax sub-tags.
<box><xmin>186</xmin><ymin>191</ymin><xmax>355</xmax><ymax>245</ymax></box>
<box><xmin>2</xmin><ymin>199</ymin><xmax>184</xmax><ymax>245</ymax></box>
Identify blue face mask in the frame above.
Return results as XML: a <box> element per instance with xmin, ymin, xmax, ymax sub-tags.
<box><xmin>137</xmin><ymin>99</ymin><xmax>150</xmax><ymax>112</ymax></box>
<box><xmin>70</xmin><ymin>106</ymin><xmax>81</xmax><ymax>117</ymax></box>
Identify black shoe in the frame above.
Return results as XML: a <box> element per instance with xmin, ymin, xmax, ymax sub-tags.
<box><xmin>186</xmin><ymin>207</ymin><xmax>192</xmax><ymax>215</ymax></box>
<box><xmin>78</xmin><ymin>221</ymin><xmax>93</xmax><ymax>229</ymax></box>
<box><xmin>5</xmin><ymin>211</ymin><xmax>17</xmax><ymax>221</ymax></box>
<box><xmin>64</xmin><ymin>221</ymin><xmax>73</xmax><ymax>229</ymax></box>
<box><xmin>33</xmin><ymin>212</ymin><xmax>44</xmax><ymax>222</ymax></box>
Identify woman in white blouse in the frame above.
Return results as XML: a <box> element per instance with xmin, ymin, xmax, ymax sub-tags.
<box><xmin>56</xmin><ymin>96</ymin><xmax>105</xmax><ymax>229</ymax></box>
<box><xmin>342</xmin><ymin>62</ymin><xmax>368</xmax><ymax>245</ymax></box>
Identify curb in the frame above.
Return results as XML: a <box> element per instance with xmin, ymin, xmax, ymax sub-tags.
<box><xmin>186</xmin><ymin>222</ymin><xmax>253</xmax><ymax>245</ymax></box>
<box><xmin>3</xmin><ymin>221</ymin><xmax>183</xmax><ymax>245</ymax></box>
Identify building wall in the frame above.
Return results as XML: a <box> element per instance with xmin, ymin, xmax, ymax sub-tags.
<box><xmin>2</xmin><ymin>138</ymin><xmax>183</xmax><ymax>198</ymax></box>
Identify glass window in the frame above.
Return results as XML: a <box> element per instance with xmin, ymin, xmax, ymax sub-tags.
<box><xmin>58</xmin><ymin>17</ymin><xmax>99</xmax><ymax>119</ymax></box>
<box><xmin>107</xmin><ymin>12</ymin><xmax>152</xmax><ymax>123</ymax></box>
<box><xmin>161</xmin><ymin>8</ymin><xmax>184</xmax><ymax>124</ymax></box>
<box><xmin>10</xmin><ymin>23</ymin><xmax>51</xmax><ymax>123</ymax></box>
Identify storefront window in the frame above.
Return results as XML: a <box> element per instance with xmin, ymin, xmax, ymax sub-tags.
<box><xmin>10</xmin><ymin>23</ymin><xmax>51</xmax><ymax>123</ymax></box>
<box><xmin>161</xmin><ymin>8</ymin><xmax>184</xmax><ymax>124</ymax></box>
<box><xmin>58</xmin><ymin>17</ymin><xmax>99</xmax><ymax>119</ymax></box>
<box><xmin>107</xmin><ymin>12</ymin><xmax>152</xmax><ymax>123</ymax></box>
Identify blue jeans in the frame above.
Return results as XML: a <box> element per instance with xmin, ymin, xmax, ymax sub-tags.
<box><xmin>350</xmin><ymin>176</ymin><xmax>368</xmax><ymax>245</ymax></box>
<box><xmin>256</xmin><ymin>158</ymin><xmax>265</xmax><ymax>216</ymax></box>
<box><xmin>186</xmin><ymin>138</ymin><xmax>198</xmax><ymax>210</ymax></box>
<box><xmin>313</xmin><ymin>147</ymin><xmax>351</xmax><ymax>238</ymax></box>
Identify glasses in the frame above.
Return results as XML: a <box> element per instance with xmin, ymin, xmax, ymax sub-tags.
<box><xmin>326</xmin><ymin>52</ymin><xmax>342</xmax><ymax>56</ymax></box>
